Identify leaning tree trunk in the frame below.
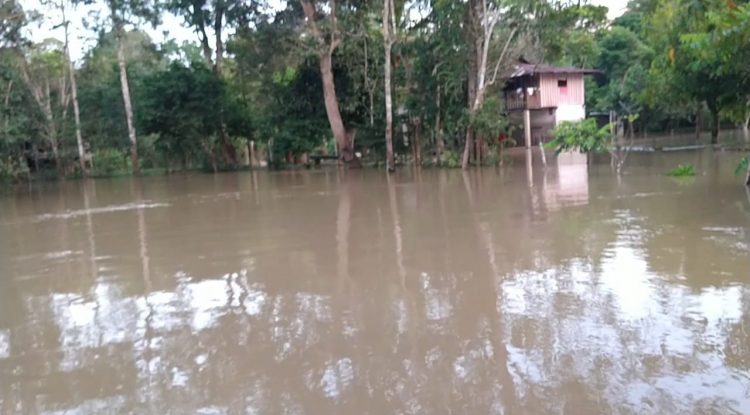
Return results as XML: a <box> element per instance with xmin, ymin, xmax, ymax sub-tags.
<box><xmin>116</xmin><ymin>29</ymin><xmax>139</xmax><ymax>174</ymax></box>
<box><xmin>320</xmin><ymin>52</ymin><xmax>352</xmax><ymax>163</ymax></box>
<box><xmin>300</xmin><ymin>0</ymin><xmax>353</xmax><ymax>165</ymax></box>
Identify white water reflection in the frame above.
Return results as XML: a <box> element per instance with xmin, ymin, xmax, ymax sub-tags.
<box><xmin>421</xmin><ymin>272</ymin><xmax>454</xmax><ymax>322</ymax></box>
<box><xmin>0</xmin><ymin>330</ymin><xmax>9</xmax><ymax>359</ymax></box>
<box><xmin>319</xmin><ymin>358</ymin><xmax>354</xmax><ymax>399</ymax></box>
<box><xmin>33</xmin><ymin>202</ymin><xmax>169</xmax><ymax>222</ymax></box>
<box><xmin>499</xmin><ymin>209</ymin><xmax>750</xmax><ymax>413</ymax></box>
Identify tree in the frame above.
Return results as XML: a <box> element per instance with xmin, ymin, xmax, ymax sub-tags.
<box><xmin>462</xmin><ymin>0</ymin><xmax>520</xmax><ymax>168</ymax></box>
<box><xmin>0</xmin><ymin>0</ymin><xmax>29</xmax><ymax>49</ymax></box>
<box><xmin>0</xmin><ymin>49</ymin><xmax>40</xmax><ymax>179</ymax></box>
<box><xmin>52</xmin><ymin>0</ymin><xmax>88</xmax><ymax>174</ymax></box>
<box><xmin>18</xmin><ymin>40</ymin><xmax>70</xmax><ymax>170</ymax></box>
<box><xmin>682</xmin><ymin>1</ymin><xmax>750</xmax><ymax>135</ymax></box>
<box><xmin>77</xmin><ymin>30</ymin><xmax>163</xmax><ymax>157</ymax></box>
<box><xmin>299</xmin><ymin>0</ymin><xmax>356</xmax><ymax>165</ymax></box>
<box><xmin>168</xmin><ymin>0</ymin><xmax>259</xmax><ymax>166</ymax></box>
<box><xmin>140</xmin><ymin>62</ymin><xmax>226</xmax><ymax>171</ymax></box>
<box><xmin>644</xmin><ymin>0</ymin><xmax>739</xmax><ymax>144</ymax></box>
<box><xmin>100</xmin><ymin>0</ymin><xmax>160</xmax><ymax>174</ymax></box>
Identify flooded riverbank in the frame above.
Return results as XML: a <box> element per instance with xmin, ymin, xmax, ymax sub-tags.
<box><xmin>1</xmin><ymin>150</ymin><xmax>748</xmax><ymax>414</ymax></box>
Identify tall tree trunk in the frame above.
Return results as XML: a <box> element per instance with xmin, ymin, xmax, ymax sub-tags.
<box><xmin>69</xmin><ymin>59</ymin><xmax>85</xmax><ymax>174</ymax></box>
<box><xmin>115</xmin><ymin>28</ymin><xmax>139</xmax><ymax>174</ymax></box>
<box><xmin>43</xmin><ymin>79</ymin><xmax>59</xmax><ymax>166</ymax></box>
<box><xmin>214</xmin><ymin>3</ymin><xmax>224</xmax><ymax>74</ymax></box>
<box><xmin>383</xmin><ymin>0</ymin><xmax>395</xmax><ymax>172</ymax></box>
<box><xmin>62</xmin><ymin>3</ymin><xmax>86</xmax><ymax>175</ymax></box>
<box><xmin>364</xmin><ymin>37</ymin><xmax>374</xmax><ymax>126</ymax></box>
<box><xmin>461</xmin><ymin>0</ymin><xmax>481</xmax><ymax>169</ymax></box>
<box><xmin>2</xmin><ymin>80</ymin><xmax>11</xmax><ymax>136</ymax></box>
<box><xmin>194</xmin><ymin>2</ymin><xmax>214</xmax><ymax>66</ymax></box>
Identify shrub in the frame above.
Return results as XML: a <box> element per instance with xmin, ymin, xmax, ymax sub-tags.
<box><xmin>0</xmin><ymin>156</ymin><xmax>29</xmax><ymax>181</ymax></box>
<box><xmin>443</xmin><ymin>150</ymin><xmax>461</xmax><ymax>168</ymax></box>
<box><xmin>668</xmin><ymin>164</ymin><xmax>696</xmax><ymax>177</ymax></box>
<box><xmin>92</xmin><ymin>148</ymin><xmax>130</xmax><ymax>177</ymax></box>
<box><xmin>546</xmin><ymin>118</ymin><xmax>610</xmax><ymax>154</ymax></box>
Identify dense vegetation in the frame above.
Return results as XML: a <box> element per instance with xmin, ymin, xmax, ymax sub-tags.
<box><xmin>0</xmin><ymin>0</ymin><xmax>749</xmax><ymax>180</ymax></box>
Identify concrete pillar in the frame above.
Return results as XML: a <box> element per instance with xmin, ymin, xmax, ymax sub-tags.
<box><xmin>523</xmin><ymin>108</ymin><xmax>532</xmax><ymax>149</ymax></box>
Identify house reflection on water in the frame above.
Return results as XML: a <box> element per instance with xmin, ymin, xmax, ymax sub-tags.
<box><xmin>517</xmin><ymin>148</ymin><xmax>590</xmax><ymax>212</ymax></box>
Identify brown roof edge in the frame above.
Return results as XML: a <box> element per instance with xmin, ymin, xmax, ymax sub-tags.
<box><xmin>509</xmin><ymin>63</ymin><xmax>603</xmax><ymax>78</ymax></box>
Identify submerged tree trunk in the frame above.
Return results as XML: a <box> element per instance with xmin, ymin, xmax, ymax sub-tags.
<box><xmin>708</xmin><ymin>101</ymin><xmax>720</xmax><ymax>145</ymax></box>
<box><xmin>383</xmin><ymin>0</ymin><xmax>395</xmax><ymax>172</ymax></box>
<box><xmin>115</xmin><ymin>28</ymin><xmax>139</xmax><ymax>174</ymax></box>
<box><xmin>435</xmin><ymin>86</ymin><xmax>444</xmax><ymax>164</ymax></box>
<box><xmin>694</xmin><ymin>106</ymin><xmax>702</xmax><ymax>141</ymax></box>
<box><xmin>411</xmin><ymin>117</ymin><xmax>422</xmax><ymax>166</ymax></box>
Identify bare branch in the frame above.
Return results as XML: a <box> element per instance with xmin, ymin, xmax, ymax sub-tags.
<box><xmin>488</xmin><ymin>27</ymin><xmax>517</xmax><ymax>86</ymax></box>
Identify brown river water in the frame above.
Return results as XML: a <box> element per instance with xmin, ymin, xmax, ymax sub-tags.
<box><xmin>1</xmin><ymin>150</ymin><xmax>749</xmax><ymax>414</ymax></box>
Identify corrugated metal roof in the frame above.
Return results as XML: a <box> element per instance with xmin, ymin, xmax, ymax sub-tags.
<box><xmin>509</xmin><ymin>63</ymin><xmax>601</xmax><ymax>78</ymax></box>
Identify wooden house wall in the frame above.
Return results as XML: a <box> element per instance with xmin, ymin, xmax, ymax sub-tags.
<box><xmin>539</xmin><ymin>74</ymin><xmax>585</xmax><ymax>108</ymax></box>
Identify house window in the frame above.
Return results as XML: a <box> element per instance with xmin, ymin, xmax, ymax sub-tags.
<box><xmin>558</xmin><ymin>79</ymin><xmax>568</xmax><ymax>95</ymax></box>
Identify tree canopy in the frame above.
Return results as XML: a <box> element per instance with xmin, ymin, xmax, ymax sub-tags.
<box><xmin>0</xmin><ymin>0</ymin><xmax>748</xmax><ymax>180</ymax></box>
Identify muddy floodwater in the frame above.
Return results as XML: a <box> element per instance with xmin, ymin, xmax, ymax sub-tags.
<box><xmin>1</xmin><ymin>150</ymin><xmax>749</xmax><ymax>414</ymax></box>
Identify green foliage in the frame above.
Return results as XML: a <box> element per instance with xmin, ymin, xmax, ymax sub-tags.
<box><xmin>546</xmin><ymin>119</ymin><xmax>610</xmax><ymax>154</ymax></box>
<box><xmin>92</xmin><ymin>148</ymin><xmax>130</xmax><ymax>176</ymax></box>
<box><xmin>471</xmin><ymin>95</ymin><xmax>509</xmax><ymax>141</ymax></box>
<box><xmin>735</xmin><ymin>156</ymin><xmax>749</xmax><ymax>177</ymax></box>
<box><xmin>442</xmin><ymin>150</ymin><xmax>461</xmax><ymax>169</ymax></box>
<box><xmin>0</xmin><ymin>156</ymin><xmax>29</xmax><ymax>181</ymax></box>
<box><xmin>668</xmin><ymin>164</ymin><xmax>696</xmax><ymax>177</ymax></box>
